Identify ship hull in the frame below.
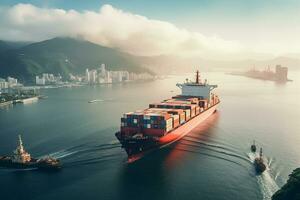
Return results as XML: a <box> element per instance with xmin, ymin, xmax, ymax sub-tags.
<box><xmin>116</xmin><ymin>102</ymin><xmax>219</xmax><ymax>162</ymax></box>
<box><xmin>0</xmin><ymin>157</ymin><xmax>61</xmax><ymax>170</ymax></box>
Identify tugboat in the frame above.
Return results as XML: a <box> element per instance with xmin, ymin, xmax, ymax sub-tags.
<box><xmin>0</xmin><ymin>135</ymin><xmax>61</xmax><ymax>170</ymax></box>
<box><xmin>251</xmin><ymin>140</ymin><xmax>257</xmax><ymax>152</ymax></box>
<box><xmin>254</xmin><ymin>148</ymin><xmax>266</xmax><ymax>173</ymax></box>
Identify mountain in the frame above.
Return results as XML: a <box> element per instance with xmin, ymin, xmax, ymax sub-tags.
<box><xmin>0</xmin><ymin>37</ymin><xmax>149</xmax><ymax>83</ymax></box>
<box><xmin>0</xmin><ymin>40</ymin><xmax>31</xmax><ymax>52</ymax></box>
<box><xmin>0</xmin><ymin>41</ymin><xmax>10</xmax><ymax>53</ymax></box>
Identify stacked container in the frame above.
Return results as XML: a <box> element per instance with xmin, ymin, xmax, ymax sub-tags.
<box><xmin>121</xmin><ymin>94</ymin><xmax>213</xmax><ymax>138</ymax></box>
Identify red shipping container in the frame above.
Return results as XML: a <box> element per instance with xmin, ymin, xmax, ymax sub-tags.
<box><xmin>121</xmin><ymin>127</ymin><xmax>139</xmax><ymax>136</ymax></box>
<box><xmin>173</xmin><ymin>118</ymin><xmax>180</xmax><ymax>128</ymax></box>
<box><xmin>143</xmin><ymin>128</ymin><xmax>166</xmax><ymax>137</ymax></box>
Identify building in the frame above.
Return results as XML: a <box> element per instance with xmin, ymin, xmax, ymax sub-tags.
<box><xmin>35</xmin><ymin>73</ymin><xmax>62</xmax><ymax>85</ymax></box>
<box><xmin>105</xmin><ymin>71</ymin><xmax>113</xmax><ymax>83</ymax></box>
<box><xmin>90</xmin><ymin>70</ymin><xmax>97</xmax><ymax>84</ymax></box>
<box><xmin>36</xmin><ymin>76</ymin><xmax>46</xmax><ymax>85</ymax></box>
<box><xmin>0</xmin><ymin>78</ymin><xmax>8</xmax><ymax>89</ymax></box>
<box><xmin>100</xmin><ymin>64</ymin><xmax>106</xmax><ymax>75</ymax></box>
<box><xmin>275</xmin><ymin>65</ymin><xmax>288</xmax><ymax>81</ymax></box>
<box><xmin>7</xmin><ymin>77</ymin><xmax>18</xmax><ymax>87</ymax></box>
<box><xmin>85</xmin><ymin>69</ymin><xmax>90</xmax><ymax>83</ymax></box>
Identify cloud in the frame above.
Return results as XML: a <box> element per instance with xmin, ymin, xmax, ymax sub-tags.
<box><xmin>0</xmin><ymin>3</ymin><xmax>243</xmax><ymax>58</ymax></box>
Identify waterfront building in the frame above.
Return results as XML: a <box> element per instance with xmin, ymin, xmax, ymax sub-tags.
<box><xmin>0</xmin><ymin>78</ymin><xmax>8</xmax><ymax>89</ymax></box>
<box><xmin>7</xmin><ymin>77</ymin><xmax>18</xmax><ymax>87</ymax></box>
<box><xmin>90</xmin><ymin>70</ymin><xmax>97</xmax><ymax>84</ymax></box>
<box><xmin>36</xmin><ymin>76</ymin><xmax>46</xmax><ymax>85</ymax></box>
<box><xmin>100</xmin><ymin>64</ymin><xmax>106</xmax><ymax>75</ymax></box>
<box><xmin>35</xmin><ymin>73</ymin><xmax>62</xmax><ymax>85</ymax></box>
<box><xmin>85</xmin><ymin>69</ymin><xmax>90</xmax><ymax>83</ymax></box>
<box><xmin>105</xmin><ymin>71</ymin><xmax>113</xmax><ymax>83</ymax></box>
<box><xmin>275</xmin><ymin>65</ymin><xmax>288</xmax><ymax>81</ymax></box>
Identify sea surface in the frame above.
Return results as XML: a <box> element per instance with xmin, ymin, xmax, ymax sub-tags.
<box><xmin>0</xmin><ymin>72</ymin><xmax>299</xmax><ymax>200</ymax></box>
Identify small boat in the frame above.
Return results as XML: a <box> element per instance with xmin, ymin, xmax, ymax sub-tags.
<box><xmin>251</xmin><ymin>140</ymin><xmax>256</xmax><ymax>152</ymax></box>
<box><xmin>254</xmin><ymin>148</ymin><xmax>266</xmax><ymax>173</ymax></box>
<box><xmin>88</xmin><ymin>99</ymin><xmax>104</xmax><ymax>103</ymax></box>
<box><xmin>0</xmin><ymin>135</ymin><xmax>61</xmax><ymax>170</ymax></box>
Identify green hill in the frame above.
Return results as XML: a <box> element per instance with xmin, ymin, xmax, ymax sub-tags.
<box><xmin>0</xmin><ymin>37</ymin><xmax>148</xmax><ymax>83</ymax></box>
<box><xmin>272</xmin><ymin>168</ymin><xmax>300</xmax><ymax>200</ymax></box>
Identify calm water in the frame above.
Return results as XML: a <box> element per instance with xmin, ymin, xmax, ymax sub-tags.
<box><xmin>0</xmin><ymin>72</ymin><xmax>299</xmax><ymax>200</ymax></box>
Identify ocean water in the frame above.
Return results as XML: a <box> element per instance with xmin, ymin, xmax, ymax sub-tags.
<box><xmin>0</xmin><ymin>72</ymin><xmax>299</xmax><ymax>200</ymax></box>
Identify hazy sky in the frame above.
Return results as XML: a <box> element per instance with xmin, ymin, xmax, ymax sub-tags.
<box><xmin>0</xmin><ymin>0</ymin><xmax>299</xmax><ymax>59</ymax></box>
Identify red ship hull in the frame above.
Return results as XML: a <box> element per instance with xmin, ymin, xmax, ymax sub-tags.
<box><xmin>116</xmin><ymin>102</ymin><xmax>219</xmax><ymax>162</ymax></box>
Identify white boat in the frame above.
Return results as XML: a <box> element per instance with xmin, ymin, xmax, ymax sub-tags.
<box><xmin>88</xmin><ymin>99</ymin><xmax>104</xmax><ymax>103</ymax></box>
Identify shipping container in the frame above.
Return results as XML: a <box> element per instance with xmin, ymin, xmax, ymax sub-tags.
<box><xmin>195</xmin><ymin>106</ymin><xmax>200</xmax><ymax>115</ymax></box>
<box><xmin>121</xmin><ymin>127</ymin><xmax>140</xmax><ymax>136</ymax></box>
<box><xmin>184</xmin><ymin>109</ymin><xmax>191</xmax><ymax>121</ymax></box>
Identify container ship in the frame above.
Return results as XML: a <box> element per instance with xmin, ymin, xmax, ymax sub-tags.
<box><xmin>115</xmin><ymin>71</ymin><xmax>220</xmax><ymax>162</ymax></box>
<box><xmin>0</xmin><ymin>135</ymin><xmax>61</xmax><ymax>170</ymax></box>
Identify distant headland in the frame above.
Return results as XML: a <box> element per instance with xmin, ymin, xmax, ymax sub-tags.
<box><xmin>229</xmin><ymin>65</ymin><xmax>292</xmax><ymax>82</ymax></box>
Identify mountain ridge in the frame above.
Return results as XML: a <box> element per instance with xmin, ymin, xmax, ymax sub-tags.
<box><xmin>0</xmin><ymin>37</ymin><xmax>149</xmax><ymax>83</ymax></box>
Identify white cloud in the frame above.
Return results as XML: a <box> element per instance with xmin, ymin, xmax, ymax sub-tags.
<box><xmin>0</xmin><ymin>3</ymin><xmax>243</xmax><ymax>58</ymax></box>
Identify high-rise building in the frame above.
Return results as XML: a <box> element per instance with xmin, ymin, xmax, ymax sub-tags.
<box><xmin>7</xmin><ymin>77</ymin><xmax>18</xmax><ymax>87</ymax></box>
<box><xmin>275</xmin><ymin>65</ymin><xmax>288</xmax><ymax>81</ymax></box>
<box><xmin>100</xmin><ymin>64</ymin><xmax>106</xmax><ymax>75</ymax></box>
<box><xmin>0</xmin><ymin>78</ymin><xmax>8</xmax><ymax>89</ymax></box>
<box><xmin>36</xmin><ymin>76</ymin><xmax>46</xmax><ymax>85</ymax></box>
<box><xmin>90</xmin><ymin>70</ymin><xmax>97</xmax><ymax>83</ymax></box>
<box><xmin>85</xmin><ymin>69</ymin><xmax>90</xmax><ymax>83</ymax></box>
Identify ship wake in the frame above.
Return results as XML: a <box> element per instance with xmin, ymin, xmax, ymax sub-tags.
<box><xmin>48</xmin><ymin>141</ymin><xmax>123</xmax><ymax>167</ymax></box>
<box><xmin>248</xmin><ymin>152</ymin><xmax>279</xmax><ymax>200</ymax></box>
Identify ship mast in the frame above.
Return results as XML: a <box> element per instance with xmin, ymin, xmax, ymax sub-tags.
<box><xmin>259</xmin><ymin>148</ymin><xmax>263</xmax><ymax>159</ymax></box>
<box><xmin>18</xmin><ymin>134</ymin><xmax>24</xmax><ymax>152</ymax></box>
<box><xmin>196</xmin><ymin>70</ymin><xmax>200</xmax><ymax>84</ymax></box>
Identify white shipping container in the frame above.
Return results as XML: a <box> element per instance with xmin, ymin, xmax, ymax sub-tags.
<box><xmin>185</xmin><ymin>109</ymin><xmax>191</xmax><ymax>117</ymax></box>
<box><xmin>166</xmin><ymin>125</ymin><xmax>173</xmax><ymax>132</ymax></box>
<box><xmin>172</xmin><ymin>114</ymin><xmax>179</xmax><ymax>120</ymax></box>
<box><xmin>166</xmin><ymin>118</ymin><xmax>173</xmax><ymax>125</ymax></box>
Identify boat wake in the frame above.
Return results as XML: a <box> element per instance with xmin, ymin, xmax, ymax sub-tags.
<box><xmin>248</xmin><ymin>152</ymin><xmax>279</xmax><ymax>200</ymax></box>
<box><xmin>46</xmin><ymin>141</ymin><xmax>123</xmax><ymax>167</ymax></box>
<box><xmin>48</xmin><ymin>150</ymin><xmax>78</xmax><ymax>159</ymax></box>
<box><xmin>172</xmin><ymin>136</ymin><xmax>251</xmax><ymax>170</ymax></box>
<box><xmin>0</xmin><ymin>167</ymin><xmax>39</xmax><ymax>172</ymax></box>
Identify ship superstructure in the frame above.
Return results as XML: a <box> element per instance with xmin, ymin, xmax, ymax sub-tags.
<box><xmin>115</xmin><ymin>71</ymin><xmax>220</xmax><ymax>161</ymax></box>
<box><xmin>12</xmin><ymin>135</ymin><xmax>31</xmax><ymax>163</ymax></box>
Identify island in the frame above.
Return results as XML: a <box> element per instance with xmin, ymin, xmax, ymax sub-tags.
<box><xmin>229</xmin><ymin>65</ymin><xmax>292</xmax><ymax>83</ymax></box>
<box><xmin>272</xmin><ymin>168</ymin><xmax>300</xmax><ymax>200</ymax></box>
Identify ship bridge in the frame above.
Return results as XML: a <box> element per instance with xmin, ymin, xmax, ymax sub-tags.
<box><xmin>176</xmin><ymin>71</ymin><xmax>217</xmax><ymax>101</ymax></box>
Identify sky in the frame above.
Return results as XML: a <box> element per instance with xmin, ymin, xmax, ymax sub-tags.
<box><xmin>0</xmin><ymin>0</ymin><xmax>299</xmax><ymax>60</ymax></box>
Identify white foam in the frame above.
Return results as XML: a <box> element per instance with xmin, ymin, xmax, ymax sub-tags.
<box><xmin>247</xmin><ymin>152</ymin><xmax>279</xmax><ymax>200</ymax></box>
<box><xmin>46</xmin><ymin>149</ymin><xmax>78</xmax><ymax>159</ymax></box>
